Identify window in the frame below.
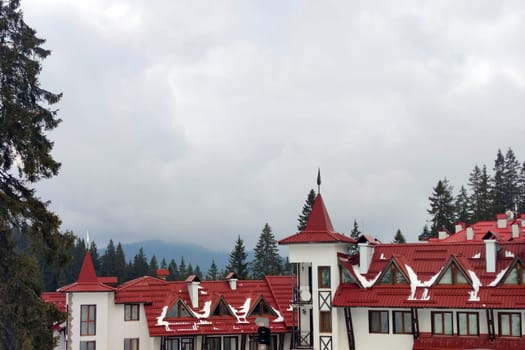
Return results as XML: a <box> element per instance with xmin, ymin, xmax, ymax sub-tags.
<box><xmin>378</xmin><ymin>263</ymin><xmax>408</xmax><ymax>284</ymax></box>
<box><xmin>432</xmin><ymin>312</ymin><xmax>453</xmax><ymax>335</ymax></box>
<box><xmin>165</xmin><ymin>339</ymin><xmax>179</xmax><ymax>350</ymax></box>
<box><xmin>438</xmin><ymin>262</ymin><xmax>469</xmax><ymax>285</ymax></box>
<box><xmin>181</xmin><ymin>338</ymin><xmax>194</xmax><ymax>350</ymax></box>
<box><xmin>125</xmin><ymin>304</ymin><xmax>140</xmax><ymax>321</ymax></box>
<box><xmin>320</xmin><ymin>311</ymin><xmax>332</xmax><ymax>333</ymax></box>
<box><xmin>340</xmin><ymin>266</ymin><xmax>354</xmax><ymax>284</ymax></box>
<box><xmin>318</xmin><ymin>266</ymin><xmax>331</xmax><ymax>288</ymax></box>
<box><xmin>223</xmin><ymin>336</ymin><xmax>238</xmax><ymax>350</ymax></box>
<box><xmin>80</xmin><ymin>341</ymin><xmax>96</xmax><ymax>350</ymax></box>
<box><xmin>206</xmin><ymin>337</ymin><xmax>221</xmax><ymax>350</ymax></box>
<box><xmin>457</xmin><ymin>312</ymin><xmax>478</xmax><ymax>336</ymax></box>
<box><xmin>212</xmin><ymin>299</ymin><xmax>233</xmax><ymax>317</ymax></box>
<box><xmin>124</xmin><ymin>338</ymin><xmax>139</xmax><ymax>350</ymax></box>
<box><xmin>80</xmin><ymin>304</ymin><xmax>96</xmax><ymax>336</ymax></box>
<box><xmin>499</xmin><ymin>312</ymin><xmax>521</xmax><ymax>337</ymax></box>
<box><xmin>503</xmin><ymin>263</ymin><xmax>525</xmax><ymax>285</ymax></box>
<box><xmin>393</xmin><ymin>311</ymin><xmax>412</xmax><ymax>334</ymax></box>
<box><xmin>249</xmin><ymin>298</ymin><xmax>275</xmax><ymax>317</ymax></box>
<box><xmin>369</xmin><ymin>310</ymin><xmax>389</xmax><ymax>334</ymax></box>
<box><xmin>167</xmin><ymin>300</ymin><xmax>193</xmax><ymax>318</ymax></box>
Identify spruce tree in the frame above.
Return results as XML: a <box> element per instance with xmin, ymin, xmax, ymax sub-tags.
<box><xmin>492</xmin><ymin>150</ymin><xmax>506</xmax><ymax>214</ymax></box>
<box><xmin>168</xmin><ymin>259</ymin><xmax>179</xmax><ymax>281</ymax></box>
<box><xmin>115</xmin><ymin>242</ymin><xmax>127</xmax><ymax>282</ymax></box>
<box><xmin>468</xmin><ymin>164</ymin><xmax>493</xmax><ymax>221</ymax></box>
<box><xmin>418</xmin><ymin>224</ymin><xmax>431</xmax><ymax>241</ymax></box>
<box><xmin>455</xmin><ymin>185</ymin><xmax>471</xmax><ymax>224</ymax></box>
<box><xmin>297</xmin><ymin>189</ymin><xmax>316</xmax><ymax>230</ymax></box>
<box><xmin>0</xmin><ymin>1</ymin><xmax>74</xmax><ymax>347</ymax></box>
<box><xmin>502</xmin><ymin>148</ymin><xmax>520</xmax><ymax>212</ymax></box>
<box><xmin>187</xmin><ymin>262</ymin><xmax>194</xmax><ymax>277</ymax></box>
<box><xmin>160</xmin><ymin>258</ymin><xmax>167</xmax><ymax>269</ymax></box>
<box><xmin>206</xmin><ymin>260</ymin><xmax>219</xmax><ymax>280</ymax></box>
<box><xmin>251</xmin><ymin>223</ymin><xmax>282</xmax><ymax>279</ymax></box>
<box><xmin>179</xmin><ymin>257</ymin><xmax>187</xmax><ymax>280</ymax></box>
<box><xmin>518</xmin><ymin>161</ymin><xmax>525</xmax><ymax>213</ymax></box>
<box><xmin>349</xmin><ymin>220</ymin><xmax>361</xmax><ymax>254</ymax></box>
<box><xmin>89</xmin><ymin>241</ymin><xmax>101</xmax><ymax>275</ymax></box>
<box><xmin>101</xmin><ymin>239</ymin><xmax>117</xmax><ymax>276</ymax></box>
<box><xmin>427</xmin><ymin>178</ymin><xmax>455</xmax><ymax>237</ymax></box>
<box><xmin>226</xmin><ymin>235</ymin><xmax>249</xmax><ymax>279</ymax></box>
<box><xmin>194</xmin><ymin>265</ymin><xmax>203</xmax><ymax>279</ymax></box>
<box><xmin>148</xmin><ymin>256</ymin><xmax>159</xmax><ymax>276</ymax></box>
<box><xmin>393</xmin><ymin>229</ymin><xmax>406</xmax><ymax>243</ymax></box>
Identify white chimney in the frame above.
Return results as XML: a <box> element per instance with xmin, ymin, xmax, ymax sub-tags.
<box><xmin>438</xmin><ymin>230</ymin><xmax>449</xmax><ymax>240</ymax></box>
<box><xmin>497</xmin><ymin>214</ymin><xmax>507</xmax><ymax>228</ymax></box>
<box><xmin>520</xmin><ymin>214</ymin><xmax>525</xmax><ymax>227</ymax></box>
<box><xmin>455</xmin><ymin>222</ymin><xmax>465</xmax><ymax>233</ymax></box>
<box><xmin>484</xmin><ymin>240</ymin><xmax>497</xmax><ymax>273</ymax></box>
<box><xmin>512</xmin><ymin>223</ymin><xmax>519</xmax><ymax>238</ymax></box>
<box><xmin>466</xmin><ymin>227</ymin><xmax>474</xmax><ymax>240</ymax></box>
<box><xmin>226</xmin><ymin>272</ymin><xmax>238</xmax><ymax>290</ymax></box>
<box><xmin>186</xmin><ymin>276</ymin><xmax>200</xmax><ymax>308</ymax></box>
<box><xmin>359</xmin><ymin>243</ymin><xmax>374</xmax><ymax>274</ymax></box>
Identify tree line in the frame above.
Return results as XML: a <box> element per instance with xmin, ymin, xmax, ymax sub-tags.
<box><xmin>423</xmin><ymin>147</ymin><xmax>525</xmax><ymax>240</ymax></box>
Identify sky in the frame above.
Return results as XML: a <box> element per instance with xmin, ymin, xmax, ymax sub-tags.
<box><xmin>22</xmin><ymin>0</ymin><xmax>525</xmax><ymax>252</ymax></box>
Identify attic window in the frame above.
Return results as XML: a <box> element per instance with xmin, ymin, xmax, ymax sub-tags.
<box><xmin>340</xmin><ymin>266</ymin><xmax>355</xmax><ymax>284</ymax></box>
<box><xmin>212</xmin><ymin>298</ymin><xmax>233</xmax><ymax>317</ymax></box>
<box><xmin>249</xmin><ymin>297</ymin><xmax>276</xmax><ymax>317</ymax></box>
<box><xmin>378</xmin><ymin>262</ymin><xmax>408</xmax><ymax>285</ymax></box>
<box><xmin>437</xmin><ymin>262</ymin><xmax>469</xmax><ymax>285</ymax></box>
<box><xmin>166</xmin><ymin>300</ymin><xmax>193</xmax><ymax>318</ymax></box>
<box><xmin>503</xmin><ymin>262</ymin><xmax>525</xmax><ymax>285</ymax></box>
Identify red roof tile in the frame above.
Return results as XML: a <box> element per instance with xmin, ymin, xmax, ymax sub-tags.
<box><xmin>279</xmin><ymin>194</ymin><xmax>355</xmax><ymax>245</ymax></box>
<box><xmin>58</xmin><ymin>252</ymin><xmax>115</xmax><ymax>293</ymax></box>
<box><xmin>432</xmin><ymin>218</ymin><xmax>525</xmax><ymax>243</ymax></box>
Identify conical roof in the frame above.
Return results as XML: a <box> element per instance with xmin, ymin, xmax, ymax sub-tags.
<box><xmin>58</xmin><ymin>251</ymin><xmax>115</xmax><ymax>293</ymax></box>
<box><xmin>279</xmin><ymin>194</ymin><xmax>356</xmax><ymax>244</ymax></box>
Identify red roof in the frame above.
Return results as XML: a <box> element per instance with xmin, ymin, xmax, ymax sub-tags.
<box><xmin>279</xmin><ymin>194</ymin><xmax>355</xmax><ymax>245</ymax></box>
<box><xmin>433</xmin><ymin>217</ymin><xmax>525</xmax><ymax>243</ymax></box>
<box><xmin>333</xmin><ymin>241</ymin><xmax>525</xmax><ymax>309</ymax></box>
<box><xmin>413</xmin><ymin>332</ymin><xmax>525</xmax><ymax>350</ymax></box>
<box><xmin>115</xmin><ymin>275</ymin><xmax>296</xmax><ymax>337</ymax></box>
<box><xmin>58</xmin><ymin>252</ymin><xmax>115</xmax><ymax>293</ymax></box>
<box><xmin>41</xmin><ymin>292</ymin><xmax>66</xmax><ymax>313</ymax></box>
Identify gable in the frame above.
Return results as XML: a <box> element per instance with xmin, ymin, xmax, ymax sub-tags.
<box><xmin>436</xmin><ymin>259</ymin><xmax>470</xmax><ymax>285</ymax></box>
<box><xmin>248</xmin><ymin>296</ymin><xmax>277</xmax><ymax>317</ymax></box>
<box><xmin>377</xmin><ymin>261</ymin><xmax>408</xmax><ymax>285</ymax></box>
<box><xmin>166</xmin><ymin>299</ymin><xmax>194</xmax><ymax>319</ymax></box>
<box><xmin>502</xmin><ymin>258</ymin><xmax>525</xmax><ymax>285</ymax></box>
<box><xmin>211</xmin><ymin>297</ymin><xmax>234</xmax><ymax>317</ymax></box>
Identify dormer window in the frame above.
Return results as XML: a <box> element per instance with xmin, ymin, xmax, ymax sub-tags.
<box><xmin>212</xmin><ymin>297</ymin><xmax>233</xmax><ymax>317</ymax></box>
<box><xmin>437</xmin><ymin>261</ymin><xmax>469</xmax><ymax>285</ymax></box>
<box><xmin>378</xmin><ymin>262</ymin><xmax>408</xmax><ymax>285</ymax></box>
<box><xmin>249</xmin><ymin>297</ymin><xmax>276</xmax><ymax>317</ymax></box>
<box><xmin>166</xmin><ymin>300</ymin><xmax>193</xmax><ymax>318</ymax></box>
<box><xmin>340</xmin><ymin>266</ymin><xmax>355</xmax><ymax>284</ymax></box>
<box><xmin>503</xmin><ymin>261</ymin><xmax>525</xmax><ymax>285</ymax></box>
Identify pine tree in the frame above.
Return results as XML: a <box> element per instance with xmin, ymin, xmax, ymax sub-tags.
<box><xmin>455</xmin><ymin>186</ymin><xmax>471</xmax><ymax>224</ymax></box>
<box><xmin>0</xmin><ymin>1</ymin><xmax>74</xmax><ymax>346</ymax></box>
<box><xmin>518</xmin><ymin>161</ymin><xmax>525</xmax><ymax>213</ymax></box>
<box><xmin>427</xmin><ymin>178</ymin><xmax>455</xmax><ymax>237</ymax></box>
<box><xmin>194</xmin><ymin>265</ymin><xmax>203</xmax><ymax>279</ymax></box>
<box><xmin>492</xmin><ymin>149</ymin><xmax>506</xmax><ymax>214</ymax></box>
<box><xmin>89</xmin><ymin>241</ymin><xmax>101</xmax><ymax>275</ymax></box>
<box><xmin>349</xmin><ymin>220</ymin><xmax>361</xmax><ymax>254</ymax></box>
<box><xmin>468</xmin><ymin>165</ymin><xmax>493</xmax><ymax>221</ymax></box>
<box><xmin>160</xmin><ymin>258</ymin><xmax>167</xmax><ymax>269</ymax></box>
<box><xmin>418</xmin><ymin>224</ymin><xmax>431</xmax><ymax>241</ymax></box>
<box><xmin>297</xmin><ymin>189</ymin><xmax>316</xmax><ymax>230</ymax></box>
<box><xmin>115</xmin><ymin>242</ymin><xmax>127</xmax><ymax>282</ymax></box>
<box><xmin>502</xmin><ymin>148</ymin><xmax>520</xmax><ymax>212</ymax></box>
<box><xmin>252</xmin><ymin>223</ymin><xmax>282</xmax><ymax>279</ymax></box>
<box><xmin>393</xmin><ymin>229</ymin><xmax>406</xmax><ymax>243</ymax></box>
<box><xmin>168</xmin><ymin>259</ymin><xmax>179</xmax><ymax>281</ymax></box>
<box><xmin>187</xmin><ymin>263</ymin><xmax>194</xmax><ymax>277</ymax></box>
<box><xmin>148</xmin><ymin>256</ymin><xmax>159</xmax><ymax>277</ymax></box>
<box><xmin>129</xmin><ymin>248</ymin><xmax>148</xmax><ymax>279</ymax></box>
<box><xmin>226</xmin><ymin>235</ymin><xmax>249</xmax><ymax>279</ymax></box>
<box><xmin>206</xmin><ymin>260</ymin><xmax>219</xmax><ymax>280</ymax></box>
<box><xmin>101</xmin><ymin>239</ymin><xmax>117</xmax><ymax>276</ymax></box>
<box><xmin>179</xmin><ymin>257</ymin><xmax>187</xmax><ymax>280</ymax></box>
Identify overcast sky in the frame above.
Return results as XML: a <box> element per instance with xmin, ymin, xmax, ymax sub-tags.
<box><xmin>23</xmin><ymin>0</ymin><xmax>525</xmax><ymax>252</ymax></box>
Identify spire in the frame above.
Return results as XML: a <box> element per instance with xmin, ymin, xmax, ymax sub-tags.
<box><xmin>77</xmin><ymin>251</ymin><xmax>98</xmax><ymax>283</ymax></box>
<box><xmin>304</xmin><ymin>194</ymin><xmax>335</xmax><ymax>232</ymax></box>
<box><xmin>317</xmin><ymin>168</ymin><xmax>321</xmax><ymax>194</ymax></box>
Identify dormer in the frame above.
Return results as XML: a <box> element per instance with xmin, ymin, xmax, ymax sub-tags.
<box><xmin>211</xmin><ymin>296</ymin><xmax>234</xmax><ymax>317</ymax></box>
<box><xmin>376</xmin><ymin>259</ymin><xmax>409</xmax><ymax>285</ymax></box>
<box><xmin>166</xmin><ymin>299</ymin><xmax>194</xmax><ymax>319</ymax></box>
<box><xmin>435</xmin><ymin>257</ymin><xmax>471</xmax><ymax>285</ymax></box>
<box><xmin>248</xmin><ymin>296</ymin><xmax>277</xmax><ymax>317</ymax></box>
<box><xmin>501</xmin><ymin>258</ymin><xmax>525</xmax><ymax>285</ymax></box>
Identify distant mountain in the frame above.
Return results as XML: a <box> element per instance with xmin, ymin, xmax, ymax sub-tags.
<box><xmin>120</xmin><ymin>240</ymin><xmax>229</xmax><ymax>271</ymax></box>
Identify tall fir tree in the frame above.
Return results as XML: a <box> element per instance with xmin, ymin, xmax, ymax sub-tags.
<box><xmin>502</xmin><ymin>148</ymin><xmax>520</xmax><ymax>212</ymax></box>
<box><xmin>468</xmin><ymin>164</ymin><xmax>493</xmax><ymax>221</ymax></box>
<box><xmin>168</xmin><ymin>259</ymin><xmax>179</xmax><ymax>281</ymax></box>
<box><xmin>129</xmin><ymin>248</ymin><xmax>148</xmax><ymax>280</ymax></box>
<box><xmin>101</xmin><ymin>239</ymin><xmax>117</xmax><ymax>276</ymax></box>
<box><xmin>160</xmin><ymin>258</ymin><xmax>168</xmax><ymax>269</ymax></box>
<box><xmin>89</xmin><ymin>241</ymin><xmax>101</xmax><ymax>275</ymax></box>
<box><xmin>187</xmin><ymin>262</ymin><xmax>194</xmax><ymax>277</ymax></box>
<box><xmin>226</xmin><ymin>235</ymin><xmax>249</xmax><ymax>279</ymax></box>
<box><xmin>427</xmin><ymin>178</ymin><xmax>455</xmax><ymax>237</ymax></box>
<box><xmin>349</xmin><ymin>220</ymin><xmax>361</xmax><ymax>254</ymax></box>
<box><xmin>115</xmin><ymin>242</ymin><xmax>127</xmax><ymax>283</ymax></box>
<box><xmin>194</xmin><ymin>265</ymin><xmax>203</xmax><ymax>279</ymax></box>
<box><xmin>393</xmin><ymin>229</ymin><xmax>406</xmax><ymax>243</ymax></box>
<box><xmin>148</xmin><ymin>256</ymin><xmax>159</xmax><ymax>277</ymax></box>
<box><xmin>492</xmin><ymin>149</ymin><xmax>506</xmax><ymax>214</ymax></box>
<box><xmin>297</xmin><ymin>189</ymin><xmax>316</xmax><ymax>230</ymax></box>
<box><xmin>0</xmin><ymin>1</ymin><xmax>74</xmax><ymax>346</ymax></box>
<box><xmin>418</xmin><ymin>224</ymin><xmax>431</xmax><ymax>241</ymax></box>
<box><xmin>518</xmin><ymin>161</ymin><xmax>525</xmax><ymax>213</ymax></box>
<box><xmin>455</xmin><ymin>185</ymin><xmax>471</xmax><ymax>224</ymax></box>
<box><xmin>251</xmin><ymin>223</ymin><xmax>282</xmax><ymax>279</ymax></box>
<box><xmin>179</xmin><ymin>257</ymin><xmax>187</xmax><ymax>280</ymax></box>
<box><xmin>206</xmin><ymin>260</ymin><xmax>219</xmax><ymax>280</ymax></box>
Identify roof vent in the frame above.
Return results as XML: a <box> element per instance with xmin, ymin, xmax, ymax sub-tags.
<box><xmin>497</xmin><ymin>214</ymin><xmax>507</xmax><ymax>228</ymax></box>
<box><xmin>512</xmin><ymin>223</ymin><xmax>519</xmax><ymax>238</ymax></box>
<box><xmin>156</xmin><ymin>269</ymin><xmax>169</xmax><ymax>280</ymax></box>
<box><xmin>226</xmin><ymin>272</ymin><xmax>238</xmax><ymax>291</ymax></box>
<box><xmin>466</xmin><ymin>226</ymin><xmax>474</xmax><ymax>240</ymax></box>
<box><xmin>455</xmin><ymin>222</ymin><xmax>465</xmax><ymax>233</ymax></box>
<box><xmin>186</xmin><ymin>275</ymin><xmax>200</xmax><ymax>308</ymax></box>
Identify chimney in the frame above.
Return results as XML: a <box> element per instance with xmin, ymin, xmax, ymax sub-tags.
<box><xmin>455</xmin><ymin>222</ymin><xmax>465</xmax><ymax>233</ymax></box>
<box><xmin>226</xmin><ymin>272</ymin><xmax>238</xmax><ymax>291</ymax></box>
<box><xmin>484</xmin><ymin>240</ymin><xmax>497</xmax><ymax>273</ymax></box>
<box><xmin>438</xmin><ymin>230</ymin><xmax>449</xmax><ymax>240</ymax></box>
<box><xmin>466</xmin><ymin>226</ymin><xmax>474</xmax><ymax>240</ymax></box>
<box><xmin>520</xmin><ymin>214</ymin><xmax>525</xmax><ymax>228</ymax></box>
<box><xmin>186</xmin><ymin>275</ymin><xmax>200</xmax><ymax>308</ymax></box>
<box><xmin>358</xmin><ymin>243</ymin><xmax>374</xmax><ymax>274</ymax></box>
<box><xmin>512</xmin><ymin>223</ymin><xmax>519</xmax><ymax>238</ymax></box>
<box><xmin>497</xmin><ymin>214</ymin><xmax>507</xmax><ymax>228</ymax></box>
<box><xmin>156</xmin><ymin>269</ymin><xmax>169</xmax><ymax>280</ymax></box>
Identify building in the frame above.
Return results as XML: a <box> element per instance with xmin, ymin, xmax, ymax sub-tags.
<box><xmin>43</xmin><ymin>252</ymin><xmax>296</xmax><ymax>350</ymax></box>
<box><xmin>44</xmin><ymin>192</ymin><xmax>525</xmax><ymax>350</ymax></box>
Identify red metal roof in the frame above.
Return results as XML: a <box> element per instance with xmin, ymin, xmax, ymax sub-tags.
<box><xmin>58</xmin><ymin>252</ymin><xmax>115</xmax><ymax>293</ymax></box>
<box><xmin>279</xmin><ymin>194</ymin><xmax>355</xmax><ymax>245</ymax></box>
<box><xmin>115</xmin><ymin>275</ymin><xmax>296</xmax><ymax>337</ymax></box>
<box><xmin>433</xmin><ymin>217</ymin><xmax>525</xmax><ymax>243</ymax></box>
<box><xmin>41</xmin><ymin>292</ymin><xmax>66</xmax><ymax>313</ymax></box>
<box><xmin>413</xmin><ymin>332</ymin><xmax>524</xmax><ymax>350</ymax></box>
<box><xmin>333</xmin><ymin>241</ymin><xmax>525</xmax><ymax>309</ymax></box>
